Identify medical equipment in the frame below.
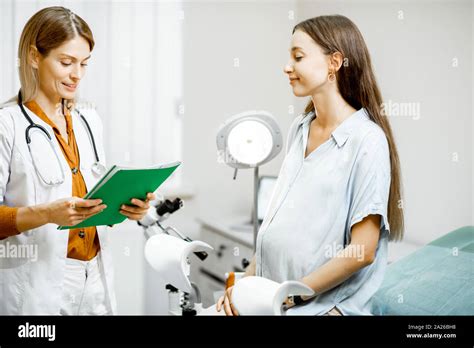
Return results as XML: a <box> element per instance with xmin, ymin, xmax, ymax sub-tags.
<box><xmin>145</xmin><ymin>233</ymin><xmax>212</xmax><ymax>315</ymax></box>
<box><xmin>216</xmin><ymin>111</ymin><xmax>283</xmax><ymax>250</ymax></box>
<box><xmin>231</xmin><ymin>276</ymin><xmax>314</xmax><ymax>315</ymax></box>
<box><xmin>139</xmin><ymin>196</ymin><xmax>212</xmax><ymax>315</ymax></box>
<box><xmin>139</xmin><ymin>196</ymin><xmax>316</xmax><ymax>316</ymax></box>
<box><xmin>17</xmin><ymin>90</ymin><xmax>107</xmax><ymax>185</ymax></box>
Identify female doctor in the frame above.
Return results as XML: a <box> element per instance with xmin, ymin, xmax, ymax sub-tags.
<box><xmin>217</xmin><ymin>15</ymin><xmax>404</xmax><ymax>316</ymax></box>
<box><xmin>0</xmin><ymin>6</ymin><xmax>153</xmax><ymax>315</ymax></box>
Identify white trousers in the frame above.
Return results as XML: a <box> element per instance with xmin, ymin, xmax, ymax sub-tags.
<box><xmin>59</xmin><ymin>252</ymin><xmax>112</xmax><ymax>315</ymax></box>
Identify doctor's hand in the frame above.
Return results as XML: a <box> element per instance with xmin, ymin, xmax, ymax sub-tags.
<box><xmin>119</xmin><ymin>192</ymin><xmax>155</xmax><ymax>221</ymax></box>
<box><xmin>216</xmin><ymin>285</ymin><xmax>239</xmax><ymax>316</ymax></box>
<box><xmin>47</xmin><ymin>197</ymin><xmax>106</xmax><ymax>226</ymax></box>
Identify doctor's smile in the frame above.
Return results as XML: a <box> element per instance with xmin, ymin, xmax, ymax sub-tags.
<box><xmin>61</xmin><ymin>83</ymin><xmax>78</xmax><ymax>92</ymax></box>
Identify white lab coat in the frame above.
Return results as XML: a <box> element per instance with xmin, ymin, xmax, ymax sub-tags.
<box><xmin>0</xmin><ymin>101</ymin><xmax>117</xmax><ymax>315</ymax></box>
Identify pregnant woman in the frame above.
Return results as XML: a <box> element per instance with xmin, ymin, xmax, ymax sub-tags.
<box><xmin>217</xmin><ymin>14</ymin><xmax>404</xmax><ymax>316</ymax></box>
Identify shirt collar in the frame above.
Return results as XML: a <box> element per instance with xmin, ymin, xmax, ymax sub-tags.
<box><xmin>24</xmin><ymin>100</ymin><xmax>73</xmax><ymax>134</ymax></box>
<box><xmin>299</xmin><ymin>108</ymin><xmax>369</xmax><ymax>148</ymax></box>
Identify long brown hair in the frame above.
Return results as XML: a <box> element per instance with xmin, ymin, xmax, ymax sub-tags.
<box><xmin>294</xmin><ymin>15</ymin><xmax>404</xmax><ymax>241</ymax></box>
<box><xmin>17</xmin><ymin>6</ymin><xmax>94</xmax><ymax>104</ymax></box>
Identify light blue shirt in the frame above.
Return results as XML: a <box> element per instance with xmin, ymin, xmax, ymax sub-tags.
<box><xmin>256</xmin><ymin>108</ymin><xmax>391</xmax><ymax>315</ymax></box>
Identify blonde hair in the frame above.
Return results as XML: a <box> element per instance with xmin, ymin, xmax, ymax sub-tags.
<box><xmin>17</xmin><ymin>6</ymin><xmax>94</xmax><ymax>105</ymax></box>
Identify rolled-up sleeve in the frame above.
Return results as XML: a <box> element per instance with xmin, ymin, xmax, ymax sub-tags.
<box><xmin>347</xmin><ymin>130</ymin><xmax>391</xmax><ymax>239</ymax></box>
<box><xmin>0</xmin><ymin>110</ymin><xmax>20</xmax><ymax>239</ymax></box>
<box><xmin>0</xmin><ymin>206</ymin><xmax>19</xmax><ymax>239</ymax></box>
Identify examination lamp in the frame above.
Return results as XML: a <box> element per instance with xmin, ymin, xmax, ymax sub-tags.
<box><xmin>216</xmin><ymin>110</ymin><xmax>283</xmax><ymax>250</ymax></box>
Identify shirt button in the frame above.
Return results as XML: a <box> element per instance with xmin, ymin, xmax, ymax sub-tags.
<box><xmin>79</xmin><ymin>230</ymin><xmax>85</xmax><ymax>238</ymax></box>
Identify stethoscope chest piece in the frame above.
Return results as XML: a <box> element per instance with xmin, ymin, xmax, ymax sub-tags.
<box><xmin>92</xmin><ymin>162</ymin><xmax>107</xmax><ymax>177</ymax></box>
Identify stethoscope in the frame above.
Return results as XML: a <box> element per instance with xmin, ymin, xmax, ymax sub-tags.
<box><xmin>18</xmin><ymin>90</ymin><xmax>107</xmax><ymax>185</ymax></box>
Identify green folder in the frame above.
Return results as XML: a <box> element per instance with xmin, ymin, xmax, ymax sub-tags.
<box><xmin>59</xmin><ymin>161</ymin><xmax>181</xmax><ymax>230</ymax></box>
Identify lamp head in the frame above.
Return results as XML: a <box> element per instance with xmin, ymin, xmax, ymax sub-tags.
<box><xmin>216</xmin><ymin>110</ymin><xmax>283</xmax><ymax>169</ymax></box>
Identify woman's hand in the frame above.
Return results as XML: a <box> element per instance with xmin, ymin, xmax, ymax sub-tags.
<box><xmin>47</xmin><ymin>197</ymin><xmax>106</xmax><ymax>226</ymax></box>
<box><xmin>15</xmin><ymin>197</ymin><xmax>105</xmax><ymax>232</ymax></box>
<box><xmin>215</xmin><ymin>258</ymin><xmax>256</xmax><ymax>316</ymax></box>
<box><xmin>216</xmin><ymin>285</ymin><xmax>239</xmax><ymax>316</ymax></box>
<box><xmin>119</xmin><ymin>192</ymin><xmax>155</xmax><ymax>221</ymax></box>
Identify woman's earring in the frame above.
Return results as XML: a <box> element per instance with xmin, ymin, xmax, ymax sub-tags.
<box><xmin>328</xmin><ymin>70</ymin><xmax>336</xmax><ymax>82</ymax></box>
